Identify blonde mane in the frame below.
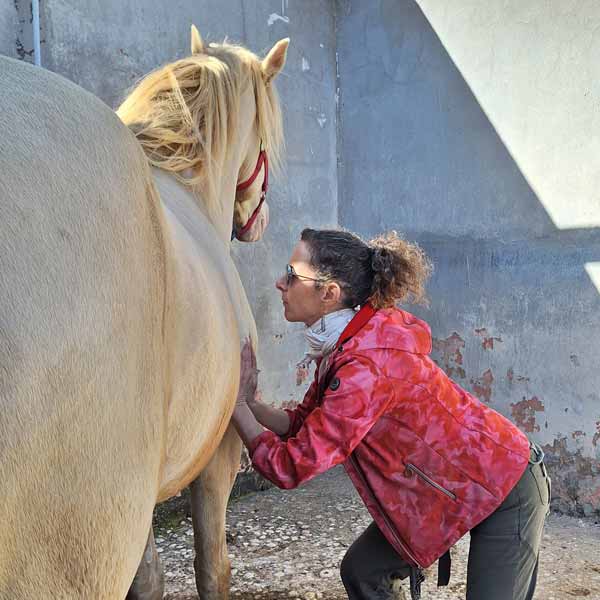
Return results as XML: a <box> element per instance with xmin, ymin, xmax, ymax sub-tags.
<box><xmin>117</xmin><ymin>41</ymin><xmax>284</xmax><ymax>216</ymax></box>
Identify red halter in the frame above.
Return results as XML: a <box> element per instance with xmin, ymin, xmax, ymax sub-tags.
<box><xmin>232</xmin><ymin>145</ymin><xmax>269</xmax><ymax>240</ymax></box>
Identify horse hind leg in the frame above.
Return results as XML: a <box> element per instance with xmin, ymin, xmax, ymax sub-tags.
<box><xmin>190</xmin><ymin>424</ymin><xmax>242</xmax><ymax>599</ymax></box>
<box><xmin>126</xmin><ymin>529</ymin><xmax>164</xmax><ymax>600</ymax></box>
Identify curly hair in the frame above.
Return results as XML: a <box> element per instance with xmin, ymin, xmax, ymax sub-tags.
<box><xmin>300</xmin><ymin>229</ymin><xmax>432</xmax><ymax>310</ymax></box>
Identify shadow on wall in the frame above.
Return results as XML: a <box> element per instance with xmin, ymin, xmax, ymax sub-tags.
<box><xmin>336</xmin><ymin>0</ymin><xmax>600</xmax><ymax>516</ymax></box>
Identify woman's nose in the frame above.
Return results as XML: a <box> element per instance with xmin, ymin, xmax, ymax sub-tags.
<box><xmin>275</xmin><ymin>275</ymin><xmax>286</xmax><ymax>291</ymax></box>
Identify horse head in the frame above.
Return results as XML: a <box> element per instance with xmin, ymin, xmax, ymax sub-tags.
<box><xmin>117</xmin><ymin>25</ymin><xmax>288</xmax><ymax>243</ymax></box>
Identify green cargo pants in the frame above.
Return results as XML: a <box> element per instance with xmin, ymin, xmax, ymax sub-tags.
<box><xmin>340</xmin><ymin>449</ymin><xmax>550</xmax><ymax>600</ymax></box>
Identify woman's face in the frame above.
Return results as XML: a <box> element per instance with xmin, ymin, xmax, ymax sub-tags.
<box><xmin>275</xmin><ymin>241</ymin><xmax>327</xmax><ymax>327</ymax></box>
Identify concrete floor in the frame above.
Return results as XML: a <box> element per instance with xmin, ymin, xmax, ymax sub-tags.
<box><xmin>158</xmin><ymin>466</ymin><xmax>600</xmax><ymax>600</ymax></box>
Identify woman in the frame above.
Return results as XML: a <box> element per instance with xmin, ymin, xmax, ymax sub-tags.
<box><xmin>232</xmin><ymin>228</ymin><xmax>550</xmax><ymax>600</ymax></box>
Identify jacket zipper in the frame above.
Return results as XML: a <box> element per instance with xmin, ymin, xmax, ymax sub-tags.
<box><xmin>405</xmin><ymin>463</ymin><xmax>457</xmax><ymax>501</ymax></box>
<box><xmin>348</xmin><ymin>454</ymin><xmax>423</xmax><ymax>568</ymax></box>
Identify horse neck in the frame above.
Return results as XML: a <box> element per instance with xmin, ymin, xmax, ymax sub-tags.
<box><xmin>190</xmin><ymin>87</ymin><xmax>257</xmax><ymax>244</ymax></box>
<box><xmin>194</xmin><ymin>168</ymin><xmax>237</xmax><ymax>246</ymax></box>
<box><xmin>177</xmin><ymin>151</ymin><xmax>238</xmax><ymax>246</ymax></box>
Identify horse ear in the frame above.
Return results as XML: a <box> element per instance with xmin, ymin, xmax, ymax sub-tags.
<box><xmin>261</xmin><ymin>38</ymin><xmax>289</xmax><ymax>84</ymax></box>
<box><xmin>191</xmin><ymin>24</ymin><xmax>205</xmax><ymax>54</ymax></box>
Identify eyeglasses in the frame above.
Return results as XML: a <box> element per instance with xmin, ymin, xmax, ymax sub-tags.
<box><xmin>285</xmin><ymin>264</ymin><xmax>328</xmax><ymax>286</ymax></box>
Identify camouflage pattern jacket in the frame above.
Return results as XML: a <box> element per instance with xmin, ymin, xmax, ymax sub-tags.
<box><xmin>249</xmin><ymin>304</ymin><xmax>530</xmax><ymax>568</ymax></box>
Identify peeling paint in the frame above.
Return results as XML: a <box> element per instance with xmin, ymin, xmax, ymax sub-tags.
<box><xmin>280</xmin><ymin>399</ymin><xmax>298</xmax><ymax>410</ymax></box>
<box><xmin>593</xmin><ymin>421</ymin><xmax>600</xmax><ymax>447</ymax></box>
<box><xmin>13</xmin><ymin>0</ymin><xmax>35</xmax><ymax>64</ymax></box>
<box><xmin>543</xmin><ymin>436</ymin><xmax>600</xmax><ymax>517</ymax></box>
<box><xmin>506</xmin><ymin>367</ymin><xmax>530</xmax><ymax>384</ymax></box>
<box><xmin>470</xmin><ymin>369</ymin><xmax>494</xmax><ymax>403</ymax></box>
<box><xmin>15</xmin><ymin>38</ymin><xmax>34</xmax><ymax>60</ymax></box>
<box><xmin>474</xmin><ymin>327</ymin><xmax>502</xmax><ymax>350</ymax></box>
<box><xmin>296</xmin><ymin>363</ymin><xmax>309</xmax><ymax>386</ymax></box>
<box><xmin>267</xmin><ymin>13</ymin><xmax>290</xmax><ymax>26</ymax></box>
<box><xmin>301</xmin><ymin>56</ymin><xmax>310</xmax><ymax>72</ymax></box>
<box><xmin>510</xmin><ymin>396</ymin><xmax>545</xmax><ymax>432</ymax></box>
<box><xmin>431</xmin><ymin>332</ymin><xmax>466</xmax><ymax>379</ymax></box>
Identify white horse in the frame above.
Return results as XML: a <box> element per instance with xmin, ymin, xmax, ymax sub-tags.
<box><xmin>0</xmin><ymin>26</ymin><xmax>288</xmax><ymax>599</ymax></box>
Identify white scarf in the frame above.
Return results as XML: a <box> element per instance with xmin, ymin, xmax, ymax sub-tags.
<box><xmin>296</xmin><ymin>308</ymin><xmax>357</xmax><ymax>379</ymax></box>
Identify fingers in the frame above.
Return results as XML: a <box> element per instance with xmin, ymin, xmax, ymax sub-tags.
<box><xmin>241</xmin><ymin>338</ymin><xmax>252</xmax><ymax>364</ymax></box>
<box><xmin>241</xmin><ymin>337</ymin><xmax>257</xmax><ymax>370</ymax></box>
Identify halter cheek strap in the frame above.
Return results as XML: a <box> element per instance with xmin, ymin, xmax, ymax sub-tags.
<box><xmin>232</xmin><ymin>147</ymin><xmax>269</xmax><ymax>241</ymax></box>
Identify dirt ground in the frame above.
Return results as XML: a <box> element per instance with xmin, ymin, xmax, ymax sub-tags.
<box><xmin>157</xmin><ymin>466</ymin><xmax>600</xmax><ymax>600</ymax></box>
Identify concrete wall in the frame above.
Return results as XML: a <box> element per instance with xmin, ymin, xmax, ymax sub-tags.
<box><xmin>337</xmin><ymin>0</ymin><xmax>600</xmax><ymax>515</ymax></box>
<box><xmin>0</xmin><ymin>2</ymin><xmax>18</xmax><ymax>59</ymax></box>
<box><xmin>2</xmin><ymin>0</ymin><xmax>599</xmax><ymax>514</ymax></box>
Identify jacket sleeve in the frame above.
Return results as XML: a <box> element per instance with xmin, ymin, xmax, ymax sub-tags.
<box><xmin>249</xmin><ymin>357</ymin><xmax>394</xmax><ymax>490</ymax></box>
<box><xmin>281</xmin><ymin>374</ymin><xmax>319</xmax><ymax>440</ymax></box>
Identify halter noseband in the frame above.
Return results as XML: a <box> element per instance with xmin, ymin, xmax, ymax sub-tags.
<box><xmin>232</xmin><ymin>145</ymin><xmax>269</xmax><ymax>241</ymax></box>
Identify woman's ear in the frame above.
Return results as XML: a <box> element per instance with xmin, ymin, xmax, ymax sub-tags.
<box><xmin>321</xmin><ymin>281</ymin><xmax>343</xmax><ymax>307</ymax></box>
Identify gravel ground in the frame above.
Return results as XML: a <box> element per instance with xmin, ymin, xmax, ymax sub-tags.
<box><xmin>158</xmin><ymin>466</ymin><xmax>600</xmax><ymax>600</ymax></box>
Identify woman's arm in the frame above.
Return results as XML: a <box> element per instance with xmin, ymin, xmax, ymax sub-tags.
<box><xmin>232</xmin><ymin>340</ymin><xmax>290</xmax><ymax>446</ymax></box>
<box><xmin>248</xmin><ymin>394</ymin><xmax>290</xmax><ymax>436</ymax></box>
<box><xmin>231</xmin><ymin>403</ymin><xmax>264</xmax><ymax>448</ymax></box>
<box><xmin>250</xmin><ymin>356</ymin><xmax>393</xmax><ymax>490</ymax></box>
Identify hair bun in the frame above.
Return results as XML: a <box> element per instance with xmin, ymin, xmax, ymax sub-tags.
<box><xmin>370</xmin><ymin>245</ymin><xmax>391</xmax><ymax>275</ymax></box>
<box><xmin>367</xmin><ymin>232</ymin><xmax>432</xmax><ymax>308</ymax></box>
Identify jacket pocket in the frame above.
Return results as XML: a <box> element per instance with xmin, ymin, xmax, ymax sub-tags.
<box><xmin>405</xmin><ymin>463</ymin><xmax>457</xmax><ymax>502</ymax></box>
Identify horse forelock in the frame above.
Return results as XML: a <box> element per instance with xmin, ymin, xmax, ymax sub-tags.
<box><xmin>116</xmin><ymin>41</ymin><xmax>284</xmax><ymax>220</ymax></box>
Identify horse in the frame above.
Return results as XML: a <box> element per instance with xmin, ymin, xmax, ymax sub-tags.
<box><xmin>0</xmin><ymin>25</ymin><xmax>288</xmax><ymax>600</ymax></box>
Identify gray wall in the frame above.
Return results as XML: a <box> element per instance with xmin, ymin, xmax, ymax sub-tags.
<box><xmin>337</xmin><ymin>0</ymin><xmax>600</xmax><ymax>516</ymax></box>
<box><xmin>0</xmin><ymin>2</ymin><xmax>18</xmax><ymax>59</ymax></box>
<box><xmin>2</xmin><ymin>0</ymin><xmax>599</xmax><ymax>514</ymax></box>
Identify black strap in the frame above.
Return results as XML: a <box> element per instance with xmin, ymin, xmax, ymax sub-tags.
<box><xmin>409</xmin><ymin>567</ymin><xmax>425</xmax><ymax>600</ymax></box>
<box><xmin>437</xmin><ymin>549</ymin><xmax>451</xmax><ymax>586</ymax></box>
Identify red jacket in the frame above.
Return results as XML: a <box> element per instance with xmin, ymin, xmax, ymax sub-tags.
<box><xmin>249</xmin><ymin>305</ymin><xmax>530</xmax><ymax>568</ymax></box>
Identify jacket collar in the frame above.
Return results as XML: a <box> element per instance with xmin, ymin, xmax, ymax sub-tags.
<box><xmin>315</xmin><ymin>303</ymin><xmax>378</xmax><ymax>388</ymax></box>
<box><xmin>336</xmin><ymin>303</ymin><xmax>377</xmax><ymax>350</ymax></box>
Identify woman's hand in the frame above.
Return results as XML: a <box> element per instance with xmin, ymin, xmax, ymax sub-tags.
<box><xmin>232</xmin><ymin>339</ymin><xmax>290</xmax><ymax>443</ymax></box>
<box><xmin>236</xmin><ymin>338</ymin><xmax>259</xmax><ymax>407</ymax></box>
<box><xmin>232</xmin><ymin>338</ymin><xmax>265</xmax><ymax>448</ymax></box>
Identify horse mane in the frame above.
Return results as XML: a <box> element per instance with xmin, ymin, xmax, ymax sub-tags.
<box><xmin>116</xmin><ymin>41</ymin><xmax>284</xmax><ymax>216</ymax></box>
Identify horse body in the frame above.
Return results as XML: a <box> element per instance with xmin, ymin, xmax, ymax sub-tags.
<box><xmin>0</xmin><ymin>27</ymin><xmax>287</xmax><ymax>599</ymax></box>
<box><xmin>153</xmin><ymin>168</ymin><xmax>256</xmax><ymax>500</ymax></box>
<box><xmin>0</xmin><ymin>56</ymin><xmax>168</xmax><ymax>599</ymax></box>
